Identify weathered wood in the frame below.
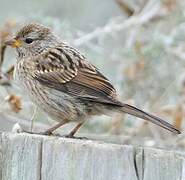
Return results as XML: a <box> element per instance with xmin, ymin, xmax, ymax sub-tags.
<box><xmin>0</xmin><ymin>132</ymin><xmax>184</xmax><ymax>180</ymax></box>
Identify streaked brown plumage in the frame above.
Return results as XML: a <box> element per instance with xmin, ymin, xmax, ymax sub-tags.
<box><xmin>5</xmin><ymin>23</ymin><xmax>181</xmax><ymax>137</ymax></box>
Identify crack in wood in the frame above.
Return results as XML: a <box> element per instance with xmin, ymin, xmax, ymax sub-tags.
<box><xmin>0</xmin><ymin>133</ymin><xmax>184</xmax><ymax>180</ymax></box>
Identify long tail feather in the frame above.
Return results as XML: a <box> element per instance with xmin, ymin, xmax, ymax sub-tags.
<box><xmin>120</xmin><ymin>103</ymin><xmax>181</xmax><ymax>134</ymax></box>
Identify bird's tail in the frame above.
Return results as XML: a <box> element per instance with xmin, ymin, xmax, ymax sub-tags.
<box><xmin>119</xmin><ymin>103</ymin><xmax>181</xmax><ymax>134</ymax></box>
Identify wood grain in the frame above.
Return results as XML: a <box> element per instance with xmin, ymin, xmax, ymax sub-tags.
<box><xmin>0</xmin><ymin>132</ymin><xmax>184</xmax><ymax>180</ymax></box>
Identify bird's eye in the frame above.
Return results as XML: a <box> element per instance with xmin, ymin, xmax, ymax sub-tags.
<box><xmin>25</xmin><ymin>38</ymin><xmax>33</xmax><ymax>44</ymax></box>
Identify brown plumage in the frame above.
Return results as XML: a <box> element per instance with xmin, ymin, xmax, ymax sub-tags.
<box><xmin>5</xmin><ymin>23</ymin><xmax>181</xmax><ymax>137</ymax></box>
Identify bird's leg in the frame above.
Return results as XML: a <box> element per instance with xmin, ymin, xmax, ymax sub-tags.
<box><xmin>65</xmin><ymin>122</ymin><xmax>84</xmax><ymax>138</ymax></box>
<box><xmin>43</xmin><ymin>121</ymin><xmax>68</xmax><ymax>135</ymax></box>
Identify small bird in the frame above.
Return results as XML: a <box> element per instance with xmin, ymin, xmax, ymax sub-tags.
<box><xmin>5</xmin><ymin>23</ymin><xmax>180</xmax><ymax>137</ymax></box>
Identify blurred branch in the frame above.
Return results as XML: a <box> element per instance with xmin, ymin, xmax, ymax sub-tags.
<box><xmin>0</xmin><ymin>21</ymin><xmax>16</xmax><ymax>86</ymax></box>
<box><xmin>0</xmin><ymin>43</ymin><xmax>12</xmax><ymax>86</ymax></box>
<box><xmin>5</xmin><ymin>65</ymin><xmax>14</xmax><ymax>81</ymax></box>
<box><xmin>0</xmin><ymin>45</ymin><xmax>6</xmax><ymax>71</ymax></box>
<box><xmin>73</xmin><ymin>0</ymin><xmax>168</xmax><ymax>47</ymax></box>
<box><xmin>116</xmin><ymin>0</ymin><xmax>134</xmax><ymax>16</ymax></box>
<box><xmin>0</xmin><ymin>47</ymin><xmax>14</xmax><ymax>86</ymax></box>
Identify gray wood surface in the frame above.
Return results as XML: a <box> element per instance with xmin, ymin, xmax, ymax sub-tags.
<box><xmin>0</xmin><ymin>132</ymin><xmax>184</xmax><ymax>180</ymax></box>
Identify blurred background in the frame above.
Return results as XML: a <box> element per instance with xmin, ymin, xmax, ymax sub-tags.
<box><xmin>0</xmin><ymin>0</ymin><xmax>185</xmax><ymax>149</ymax></box>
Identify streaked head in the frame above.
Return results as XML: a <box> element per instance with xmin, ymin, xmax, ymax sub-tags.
<box><xmin>5</xmin><ymin>23</ymin><xmax>59</xmax><ymax>57</ymax></box>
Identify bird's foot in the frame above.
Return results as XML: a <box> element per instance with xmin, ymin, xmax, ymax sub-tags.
<box><xmin>15</xmin><ymin>127</ymin><xmax>88</xmax><ymax>139</ymax></box>
<box><xmin>39</xmin><ymin>130</ymin><xmax>57</xmax><ymax>136</ymax></box>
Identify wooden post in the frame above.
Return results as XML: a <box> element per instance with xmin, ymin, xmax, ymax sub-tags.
<box><xmin>0</xmin><ymin>132</ymin><xmax>184</xmax><ymax>180</ymax></box>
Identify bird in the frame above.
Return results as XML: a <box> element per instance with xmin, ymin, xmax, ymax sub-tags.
<box><xmin>5</xmin><ymin>23</ymin><xmax>181</xmax><ymax>137</ymax></box>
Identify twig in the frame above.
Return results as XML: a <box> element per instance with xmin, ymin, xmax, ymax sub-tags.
<box><xmin>73</xmin><ymin>0</ymin><xmax>165</xmax><ymax>47</ymax></box>
<box><xmin>0</xmin><ymin>20</ymin><xmax>16</xmax><ymax>86</ymax></box>
<box><xmin>0</xmin><ymin>45</ymin><xmax>6</xmax><ymax>71</ymax></box>
<box><xmin>0</xmin><ymin>65</ymin><xmax>14</xmax><ymax>86</ymax></box>
<box><xmin>0</xmin><ymin>47</ymin><xmax>14</xmax><ymax>86</ymax></box>
<box><xmin>116</xmin><ymin>0</ymin><xmax>134</xmax><ymax>17</ymax></box>
<box><xmin>5</xmin><ymin>65</ymin><xmax>14</xmax><ymax>79</ymax></box>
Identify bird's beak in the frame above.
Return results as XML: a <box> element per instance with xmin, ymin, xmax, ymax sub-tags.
<box><xmin>4</xmin><ymin>38</ymin><xmax>22</xmax><ymax>48</ymax></box>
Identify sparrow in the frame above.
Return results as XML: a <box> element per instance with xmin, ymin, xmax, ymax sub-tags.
<box><xmin>5</xmin><ymin>23</ymin><xmax>181</xmax><ymax>137</ymax></box>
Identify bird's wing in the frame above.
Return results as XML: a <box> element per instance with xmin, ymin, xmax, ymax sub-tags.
<box><xmin>33</xmin><ymin>45</ymin><xmax>120</xmax><ymax>105</ymax></box>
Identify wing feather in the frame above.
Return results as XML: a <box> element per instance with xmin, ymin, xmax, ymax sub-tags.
<box><xmin>34</xmin><ymin>44</ymin><xmax>119</xmax><ymax>104</ymax></box>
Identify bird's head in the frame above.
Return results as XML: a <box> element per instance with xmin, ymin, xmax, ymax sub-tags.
<box><xmin>5</xmin><ymin>23</ymin><xmax>59</xmax><ymax>57</ymax></box>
